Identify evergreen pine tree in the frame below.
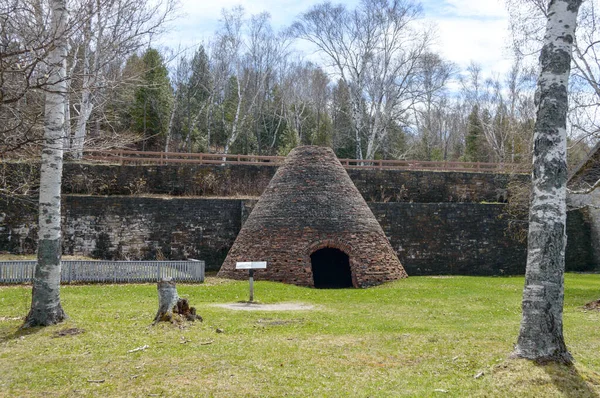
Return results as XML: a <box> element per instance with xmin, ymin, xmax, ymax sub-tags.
<box><xmin>130</xmin><ymin>48</ymin><xmax>173</xmax><ymax>151</ymax></box>
<box><xmin>465</xmin><ymin>105</ymin><xmax>484</xmax><ymax>162</ymax></box>
<box><xmin>184</xmin><ymin>45</ymin><xmax>212</xmax><ymax>151</ymax></box>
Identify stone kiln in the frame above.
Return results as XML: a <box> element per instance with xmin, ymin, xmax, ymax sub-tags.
<box><xmin>217</xmin><ymin>145</ymin><xmax>407</xmax><ymax>288</ymax></box>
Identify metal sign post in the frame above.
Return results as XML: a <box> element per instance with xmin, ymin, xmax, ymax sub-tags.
<box><xmin>249</xmin><ymin>269</ymin><xmax>255</xmax><ymax>302</ymax></box>
<box><xmin>235</xmin><ymin>261</ymin><xmax>267</xmax><ymax>302</ymax></box>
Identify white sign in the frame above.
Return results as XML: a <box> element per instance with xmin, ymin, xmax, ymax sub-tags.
<box><xmin>236</xmin><ymin>261</ymin><xmax>267</xmax><ymax>270</ymax></box>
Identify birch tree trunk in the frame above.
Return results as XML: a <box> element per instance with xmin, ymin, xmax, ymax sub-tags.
<box><xmin>23</xmin><ymin>0</ymin><xmax>69</xmax><ymax>328</ymax></box>
<box><xmin>513</xmin><ymin>0</ymin><xmax>582</xmax><ymax>363</ymax></box>
<box><xmin>164</xmin><ymin>98</ymin><xmax>177</xmax><ymax>153</ymax></box>
<box><xmin>72</xmin><ymin>15</ymin><xmax>91</xmax><ymax>160</ymax></box>
<box><xmin>223</xmin><ymin>77</ymin><xmax>244</xmax><ymax>156</ymax></box>
<box><xmin>153</xmin><ymin>279</ymin><xmax>202</xmax><ymax>324</ymax></box>
<box><xmin>72</xmin><ymin>87</ymin><xmax>92</xmax><ymax>159</ymax></box>
<box><xmin>350</xmin><ymin>86</ymin><xmax>364</xmax><ymax>161</ymax></box>
<box><xmin>72</xmin><ymin>1</ymin><xmax>98</xmax><ymax>159</ymax></box>
<box><xmin>64</xmin><ymin>94</ymin><xmax>71</xmax><ymax>152</ymax></box>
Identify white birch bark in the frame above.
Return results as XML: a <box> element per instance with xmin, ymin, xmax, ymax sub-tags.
<box><xmin>63</xmin><ymin>45</ymin><xmax>79</xmax><ymax>153</ymax></box>
<box><xmin>164</xmin><ymin>97</ymin><xmax>177</xmax><ymax>153</ymax></box>
<box><xmin>223</xmin><ymin>68</ymin><xmax>271</xmax><ymax>156</ymax></box>
<box><xmin>72</xmin><ymin>39</ymin><xmax>91</xmax><ymax>159</ymax></box>
<box><xmin>23</xmin><ymin>0</ymin><xmax>69</xmax><ymax>328</ymax></box>
<box><xmin>64</xmin><ymin>93</ymin><xmax>71</xmax><ymax>151</ymax></box>
<box><xmin>72</xmin><ymin>87</ymin><xmax>92</xmax><ymax>158</ymax></box>
<box><xmin>350</xmin><ymin>87</ymin><xmax>364</xmax><ymax>160</ymax></box>
<box><xmin>513</xmin><ymin>0</ymin><xmax>582</xmax><ymax>363</ymax></box>
<box><xmin>223</xmin><ymin>76</ymin><xmax>244</xmax><ymax>156</ymax></box>
<box><xmin>71</xmin><ymin>1</ymin><xmax>98</xmax><ymax>159</ymax></box>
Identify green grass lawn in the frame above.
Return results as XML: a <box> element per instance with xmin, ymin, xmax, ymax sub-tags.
<box><xmin>1</xmin><ymin>274</ymin><xmax>599</xmax><ymax>397</ymax></box>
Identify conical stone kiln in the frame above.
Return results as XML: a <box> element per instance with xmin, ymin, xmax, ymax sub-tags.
<box><xmin>218</xmin><ymin>146</ymin><xmax>407</xmax><ymax>287</ymax></box>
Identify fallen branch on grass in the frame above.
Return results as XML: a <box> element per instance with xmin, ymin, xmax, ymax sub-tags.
<box><xmin>127</xmin><ymin>345</ymin><xmax>149</xmax><ymax>353</ymax></box>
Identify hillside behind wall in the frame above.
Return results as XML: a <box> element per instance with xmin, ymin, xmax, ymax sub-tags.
<box><xmin>0</xmin><ymin>162</ymin><xmax>595</xmax><ymax>274</ymax></box>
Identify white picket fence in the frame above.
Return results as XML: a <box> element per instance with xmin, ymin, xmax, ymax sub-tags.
<box><xmin>0</xmin><ymin>260</ymin><xmax>205</xmax><ymax>284</ymax></box>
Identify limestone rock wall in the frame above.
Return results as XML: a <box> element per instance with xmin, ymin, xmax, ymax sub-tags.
<box><xmin>1</xmin><ymin>159</ymin><xmax>595</xmax><ymax>276</ymax></box>
<box><xmin>0</xmin><ymin>196</ymin><xmax>242</xmax><ymax>269</ymax></box>
<box><xmin>0</xmin><ymin>196</ymin><xmax>594</xmax><ymax>273</ymax></box>
<box><xmin>371</xmin><ymin>203</ymin><xmax>594</xmax><ymax>275</ymax></box>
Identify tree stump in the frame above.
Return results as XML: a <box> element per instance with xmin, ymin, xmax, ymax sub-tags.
<box><xmin>153</xmin><ymin>278</ymin><xmax>202</xmax><ymax>325</ymax></box>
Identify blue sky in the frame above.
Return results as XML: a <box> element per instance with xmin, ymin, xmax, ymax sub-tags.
<box><xmin>160</xmin><ymin>0</ymin><xmax>513</xmax><ymax>78</ymax></box>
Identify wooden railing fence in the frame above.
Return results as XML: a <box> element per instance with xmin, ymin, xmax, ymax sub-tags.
<box><xmin>82</xmin><ymin>150</ymin><xmax>529</xmax><ymax>174</ymax></box>
<box><xmin>0</xmin><ymin>260</ymin><xmax>205</xmax><ymax>284</ymax></box>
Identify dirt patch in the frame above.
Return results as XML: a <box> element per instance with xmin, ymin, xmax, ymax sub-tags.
<box><xmin>583</xmin><ymin>299</ymin><xmax>600</xmax><ymax>311</ymax></box>
<box><xmin>257</xmin><ymin>318</ymin><xmax>304</xmax><ymax>326</ymax></box>
<box><xmin>214</xmin><ymin>303</ymin><xmax>314</xmax><ymax>311</ymax></box>
<box><xmin>53</xmin><ymin>328</ymin><xmax>85</xmax><ymax>338</ymax></box>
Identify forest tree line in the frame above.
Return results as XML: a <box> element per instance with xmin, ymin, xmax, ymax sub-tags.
<box><xmin>1</xmin><ymin>0</ymin><xmax>598</xmax><ymax>165</ymax></box>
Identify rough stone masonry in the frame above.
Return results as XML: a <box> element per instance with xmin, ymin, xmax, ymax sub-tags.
<box><xmin>218</xmin><ymin>145</ymin><xmax>407</xmax><ymax>287</ymax></box>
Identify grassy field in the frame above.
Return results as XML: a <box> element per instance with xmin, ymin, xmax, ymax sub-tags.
<box><xmin>1</xmin><ymin>274</ymin><xmax>599</xmax><ymax>397</ymax></box>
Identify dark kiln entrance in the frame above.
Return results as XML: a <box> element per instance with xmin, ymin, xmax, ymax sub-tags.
<box><xmin>310</xmin><ymin>248</ymin><xmax>353</xmax><ymax>288</ymax></box>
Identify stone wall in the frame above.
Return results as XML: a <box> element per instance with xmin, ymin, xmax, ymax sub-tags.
<box><xmin>565</xmin><ymin>208</ymin><xmax>595</xmax><ymax>271</ymax></box>
<box><xmin>62</xmin><ymin>163</ymin><xmax>277</xmax><ymax>197</ymax></box>
<box><xmin>0</xmin><ymin>198</ymin><xmax>38</xmax><ymax>255</ymax></box>
<box><xmin>1</xmin><ymin>161</ymin><xmax>593</xmax><ymax>276</ymax></box>
<box><xmin>347</xmin><ymin>169</ymin><xmax>526</xmax><ymax>203</ymax></box>
<box><xmin>370</xmin><ymin>203</ymin><xmax>594</xmax><ymax>275</ymax></box>
<box><xmin>4</xmin><ymin>162</ymin><xmax>527</xmax><ymax>203</ymax></box>
<box><xmin>1</xmin><ymin>196</ymin><xmax>594</xmax><ymax>274</ymax></box>
<box><xmin>566</xmin><ymin>144</ymin><xmax>600</xmax><ymax>273</ymax></box>
<box><xmin>0</xmin><ymin>196</ymin><xmax>243</xmax><ymax>270</ymax></box>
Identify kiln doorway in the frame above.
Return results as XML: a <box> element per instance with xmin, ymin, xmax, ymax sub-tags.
<box><xmin>310</xmin><ymin>248</ymin><xmax>353</xmax><ymax>288</ymax></box>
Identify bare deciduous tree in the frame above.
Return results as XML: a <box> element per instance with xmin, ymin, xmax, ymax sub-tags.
<box><xmin>506</xmin><ymin>0</ymin><xmax>599</xmax><ymax>141</ymax></box>
<box><xmin>0</xmin><ymin>0</ymin><xmax>176</xmax><ymax>159</ymax></box>
<box><xmin>0</xmin><ymin>0</ymin><xmax>59</xmax><ymax>156</ymax></box>
<box><xmin>412</xmin><ymin>52</ymin><xmax>456</xmax><ymax>160</ymax></box>
<box><xmin>292</xmin><ymin>0</ymin><xmax>431</xmax><ymax>161</ymax></box>
<box><xmin>69</xmin><ymin>0</ymin><xmax>177</xmax><ymax>158</ymax></box>
<box><xmin>512</xmin><ymin>0</ymin><xmax>582</xmax><ymax>364</ymax></box>
<box><xmin>208</xmin><ymin>8</ymin><xmax>289</xmax><ymax>155</ymax></box>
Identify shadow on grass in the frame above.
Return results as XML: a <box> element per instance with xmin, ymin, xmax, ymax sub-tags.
<box><xmin>0</xmin><ymin>324</ymin><xmax>43</xmax><ymax>343</ymax></box>
<box><xmin>540</xmin><ymin>363</ymin><xmax>600</xmax><ymax>398</ymax></box>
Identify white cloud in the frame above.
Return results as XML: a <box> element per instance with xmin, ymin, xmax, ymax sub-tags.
<box><xmin>161</xmin><ymin>0</ymin><xmax>514</xmax><ymax>77</ymax></box>
<box><xmin>421</xmin><ymin>0</ymin><xmax>512</xmax><ymax>76</ymax></box>
<box><xmin>428</xmin><ymin>17</ymin><xmax>513</xmax><ymax>75</ymax></box>
<box><xmin>169</xmin><ymin>0</ymin><xmax>359</xmax><ymax>31</ymax></box>
<box><xmin>160</xmin><ymin>0</ymin><xmax>351</xmax><ymax>54</ymax></box>
<box><xmin>441</xmin><ymin>0</ymin><xmax>507</xmax><ymax>17</ymax></box>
